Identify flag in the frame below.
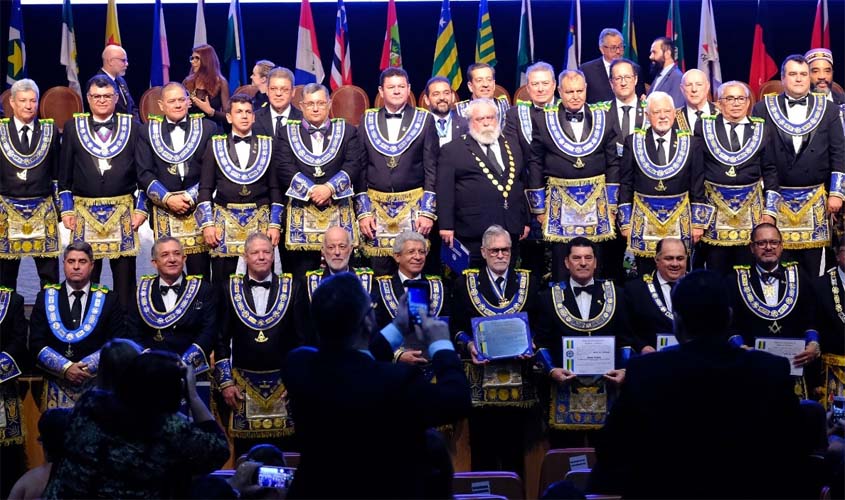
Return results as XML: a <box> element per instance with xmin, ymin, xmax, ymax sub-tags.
<box><xmin>564</xmin><ymin>0</ymin><xmax>581</xmax><ymax>70</ymax></box>
<box><xmin>475</xmin><ymin>0</ymin><xmax>497</xmax><ymax>66</ymax></box>
<box><xmin>622</xmin><ymin>0</ymin><xmax>638</xmax><ymax>61</ymax></box>
<box><xmin>330</xmin><ymin>0</ymin><xmax>352</xmax><ymax>90</ymax></box>
<box><xmin>60</xmin><ymin>0</ymin><xmax>81</xmax><ymax>97</ymax></box>
<box><xmin>295</xmin><ymin>0</ymin><xmax>325</xmax><ymax>85</ymax></box>
<box><xmin>810</xmin><ymin>0</ymin><xmax>829</xmax><ymax>49</ymax></box>
<box><xmin>105</xmin><ymin>0</ymin><xmax>121</xmax><ymax>46</ymax></box>
<box><xmin>380</xmin><ymin>0</ymin><xmax>402</xmax><ymax>70</ymax></box>
<box><xmin>224</xmin><ymin>0</ymin><xmax>247</xmax><ymax>90</ymax></box>
<box><xmin>194</xmin><ymin>0</ymin><xmax>207</xmax><ymax>48</ymax></box>
<box><xmin>666</xmin><ymin>0</ymin><xmax>684</xmax><ymax>71</ymax></box>
<box><xmin>6</xmin><ymin>0</ymin><xmax>26</xmax><ymax>88</ymax></box>
<box><xmin>515</xmin><ymin>0</ymin><xmax>534</xmax><ymax>86</ymax></box>
<box><xmin>432</xmin><ymin>0</ymin><xmax>461</xmax><ymax>89</ymax></box>
<box><xmin>697</xmin><ymin>0</ymin><xmax>722</xmax><ymax>94</ymax></box>
<box><xmin>748</xmin><ymin>0</ymin><xmax>777</xmax><ymax>95</ymax></box>
<box><xmin>150</xmin><ymin>0</ymin><xmax>170</xmax><ymax>87</ymax></box>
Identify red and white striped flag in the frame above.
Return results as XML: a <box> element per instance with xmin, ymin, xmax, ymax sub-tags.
<box><xmin>330</xmin><ymin>0</ymin><xmax>352</xmax><ymax>90</ymax></box>
<box><xmin>810</xmin><ymin>0</ymin><xmax>829</xmax><ymax>49</ymax></box>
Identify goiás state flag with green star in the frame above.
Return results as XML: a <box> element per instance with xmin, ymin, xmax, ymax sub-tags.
<box><xmin>6</xmin><ymin>0</ymin><xmax>27</xmax><ymax>87</ymax></box>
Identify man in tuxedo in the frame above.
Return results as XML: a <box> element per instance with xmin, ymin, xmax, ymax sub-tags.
<box><xmin>647</xmin><ymin>37</ymin><xmax>684</xmax><ymax>108</ymax></box>
<box><xmin>0</xmin><ymin>78</ymin><xmax>61</xmax><ymax>289</ymax></box>
<box><xmin>0</xmin><ymin>286</ymin><xmax>28</xmax><ymax>498</ymax></box>
<box><xmin>813</xmin><ymin>235</ymin><xmax>845</xmax><ymax>406</ymax></box>
<box><xmin>356</xmin><ymin>68</ymin><xmax>439</xmax><ymax>275</ymax></box>
<box><xmin>215</xmin><ymin>232</ymin><xmax>300</xmax><ymax>455</ymax></box>
<box><xmin>96</xmin><ymin>44</ymin><xmax>137</xmax><ymax>119</ymax></box>
<box><xmin>283</xmin><ymin>271</ymin><xmax>470</xmax><ymax>499</ymax></box>
<box><xmin>252</xmin><ymin>67</ymin><xmax>303</xmax><ymax>138</ymax></box>
<box><xmin>526</xmin><ymin>69</ymin><xmax>620</xmax><ymax>280</ymax></box>
<box><xmin>590</xmin><ymin>269</ymin><xmax>805</xmax><ymax>499</ymax></box>
<box><xmin>455</xmin><ymin>63</ymin><xmax>510</xmax><ymax>128</ymax></box>
<box><xmin>136</xmin><ymin>82</ymin><xmax>216</xmax><ymax>277</ymax></box>
<box><xmin>59</xmin><ymin>75</ymin><xmax>145</xmax><ymax>309</ymax></box>
<box><xmin>277</xmin><ymin>83</ymin><xmax>364</xmax><ymax>280</ymax></box>
<box><xmin>676</xmin><ymin>69</ymin><xmax>717</xmax><ymax>134</ymax></box>
<box><xmin>127</xmin><ymin>236</ymin><xmax>216</xmax><ymax>374</ymax></box>
<box><xmin>618</xmin><ymin>91</ymin><xmax>708</xmax><ymax>276</ymax></box>
<box><xmin>197</xmin><ymin>94</ymin><xmax>283</xmax><ymax>289</ymax></box>
<box><xmin>423</xmin><ymin>76</ymin><xmax>467</xmax><ymax>147</ymax></box>
<box><xmin>534</xmin><ymin>237</ymin><xmax>630</xmax><ymax>446</ymax></box>
<box><xmin>806</xmin><ymin>48</ymin><xmax>845</xmax><ymax>105</ymax></box>
<box><xmin>624</xmin><ymin>237</ymin><xmax>686</xmax><ymax>354</ymax></box>
<box><xmin>29</xmin><ymin>242</ymin><xmax>125</xmax><ymax>410</ymax></box>
<box><xmin>580</xmin><ymin>28</ymin><xmax>623</xmax><ymax>104</ymax></box>
<box><xmin>437</xmin><ymin>99</ymin><xmax>529</xmax><ymax>266</ymax></box>
<box><xmin>752</xmin><ymin>54</ymin><xmax>845</xmax><ymax>276</ymax></box>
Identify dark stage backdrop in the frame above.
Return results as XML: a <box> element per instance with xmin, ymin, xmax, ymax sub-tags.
<box><xmin>1</xmin><ymin>0</ymin><xmax>842</xmax><ymax>107</ymax></box>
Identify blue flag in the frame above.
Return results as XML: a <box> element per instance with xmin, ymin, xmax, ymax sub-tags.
<box><xmin>225</xmin><ymin>0</ymin><xmax>247</xmax><ymax>91</ymax></box>
<box><xmin>6</xmin><ymin>0</ymin><xmax>26</xmax><ymax>87</ymax></box>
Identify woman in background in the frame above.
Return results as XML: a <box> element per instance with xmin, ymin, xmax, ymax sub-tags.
<box><xmin>251</xmin><ymin>59</ymin><xmax>275</xmax><ymax>110</ymax></box>
<box><xmin>184</xmin><ymin>44</ymin><xmax>230</xmax><ymax>130</ymax></box>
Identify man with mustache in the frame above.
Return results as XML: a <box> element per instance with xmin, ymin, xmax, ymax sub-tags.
<box><xmin>423</xmin><ymin>76</ymin><xmax>467</xmax><ymax>147</ymax></box>
<box><xmin>437</xmin><ymin>99</ymin><xmax>528</xmax><ymax>266</ymax></box>
<box><xmin>646</xmin><ymin>37</ymin><xmax>684</xmax><ymax>110</ymax></box>
<box><xmin>805</xmin><ymin>48</ymin><xmax>845</xmax><ymax>105</ymax></box>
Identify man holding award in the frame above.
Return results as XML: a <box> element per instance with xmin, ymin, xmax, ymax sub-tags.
<box><xmin>136</xmin><ymin>82</ymin><xmax>217</xmax><ymax>277</ymax></box>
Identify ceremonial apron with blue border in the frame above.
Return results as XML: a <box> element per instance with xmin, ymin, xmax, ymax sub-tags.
<box><xmin>549</xmin><ymin>281</ymin><xmax>617</xmax><ymax>430</ymax></box>
<box><xmin>147</xmin><ymin>115</ymin><xmax>207</xmax><ymax>255</ymax></box>
<box><xmin>765</xmin><ymin>95</ymin><xmax>831</xmax><ymax>249</ymax></box>
<box><xmin>0</xmin><ymin>288</ymin><xmax>24</xmax><ymax>445</ymax></box>
<box><xmin>306</xmin><ymin>267</ymin><xmax>373</xmax><ymax>302</ymax></box>
<box><xmin>210</xmin><ymin>136</ymin><xmax>274</xmax><ymax>257</ymax></box>
<box><xmin>736</xmin><ymin>265</ymin><xmax>809</xmax><ymax>399</ymax></box>
<box><xmin>285</xmin><ymin>121</ymin><xmax>358</xmax><ymax>251</ymax></box>
<box><xmin>362</xmin><ymin>108</ymin><xmax>428</xmax><ymax>257</ymax></box>
<box><xmin>0</xmin><ymin>119</ymin><xmax>60</xmax><ymax>259</ymax></box>
<box><xmin>462</xmin><ymin>269</ymin><xmax>538</xmax><ymax>408</ymax></box>
<box><xmin>227</xmin><ymin>274</ymin><xmax>295</xmax><ymax>438</ymax></box>
<box><xmin>821</xmin><ymin>268</ymin><xmax>845</xmax><ymax>409</ymax></box>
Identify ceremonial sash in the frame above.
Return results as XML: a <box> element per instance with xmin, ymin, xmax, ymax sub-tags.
<box><xmin>827</xmin><ymin>269</ymin><xmax>845</xmax><ymax>325</ymax></box>
<box><xmin>306</xmin><ymin>268</ymin><xmax>373</xmax><ymax>302</ymax></box>
<box><xmin>44</xmin><ymin>285</ymin><xmax>107</xmax><ymax>344</ymax></box>
<box><xmin>821</xmin><ymin>353</ymin><xmax>845</xmax><ymax>410</ymax></box>
<box><xmin>147</xmin><ymin>114</ymin><xmax>204</xmax><ymax>164</ymax></box>
<box><xmin>632</xmin><ymin>130</ymin><xmax>691</xmax><ymax>181</ymax></box>
<box><xmin>0</xmin><ymin>288</ymin><xmax>10</xmax><ymax>324</ymax></box>
<box><xmin>516</xmin><ymin>100</ymin><xmax>534</xmax><ymax>144</ymax></box>
<box><xmin>0</xmin><ymin>195</ymin><xmax>60</xmax><ymax>258</ymax></box>
<box><xmin>74</xmin><ymin>113</ymin><xmax>132</xmax><ymax>159</ymax></box>
<box><xmin>736</xmin><ymin>265</ymin><xmax>799</xmax><ymax>321</ymax></box>
<box><xmin>642</xmin><ymin>274</ymin><xmax>673</xmax><ymax>321</ymax></box>
<box><xmin>778</xmin><ymin>184</ymin><xmax>830</xmax><ymax>249</ymax></box>
<box><xmin>287</xmin><ymin>120</ymin><xmax>345</xmax><ymax>167</ymax></box>
<box><xmin>551</xmin><ymin>281</ymin><xmax>616</xmax><ymax>332</ymax></box>
<box><xmin>701</xmin><ymin>117</ymin><xmax>764</xmax><ymax>168</ymax></box>
<box><xmin>0</xmin><ymin>118</ymin><xmax>54</xmax><ymax>169</ymax></box>
<box><xmin>544</xmin><ymin>104</ymin><xmax>607</xmax><ymax>158</ymax></box>
<box><xmin>363</xmin><ymin>108</ymin><xmax>427</xmax><ymax>159</ymax></box>
<box><xmin>376</xmin><ymin>276</ymin><xmax>444</xmax><ymax>318</ymax></box>
<box><xmin>702</xmin><ymin>180</ymin><xmax>763</xmax><ymax>246</ymax></box>
<box><xmin>465</xmin><ymin>269</ymin><xmax>530</xmax><ymax>316</ymax></box>
<box><xmin>764</xmin><ymin>93</ymin><xmax>827</xmax><ymax>136</ymax></box>
<box><xmin>544</xmin><ymin>174</ymin><xmax>615</xmax><ymax>242</ymax></box>
<box><xmin>212</xmin><ymin>135</ymin><xmax>273</xmax><ymax>184</ymax></box>
<box><xmin>228</xmin><ymin>274</ymin><xmax>293</xmax><ymax>332</ymax></box>
<box><xmin>136</xmin><ymin>275</ymin><xmax>202</xmax><ymax>330</ymax></box>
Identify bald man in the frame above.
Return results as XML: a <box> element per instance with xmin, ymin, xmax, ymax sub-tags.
<box><xmin>96</xmin><ymin>44</ymin><xmax>137</xmax><ymax>119</ymax></box>
<box><xmin>676</xmin><ymin>69</ymin><xmax>717</xmax><ymax>134</ymax></box>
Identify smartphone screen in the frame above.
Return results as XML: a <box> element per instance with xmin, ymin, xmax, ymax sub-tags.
<box><xmin>833</xmin><ymin>396</ymin><xmax>845</xmax><ymax>419</ymax></box>
<box><xmin>256</xmin><ymin>466</ymin><xmax>295</xmax><ymax>488</ymax></box>
<box><xmin>405</xmin><ymin>280</ymin><xmax>430</xmax><ymax>326</ymax></box>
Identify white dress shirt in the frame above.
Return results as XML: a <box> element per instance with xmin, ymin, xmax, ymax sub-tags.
<box><xmin>434</xmin><ymin>114</ymin><xmax>453</xmax><ymax>147</ymax></box>
<box><xmin>166</xmin><ymin>118</ymin><xmax>187</xmax><ymax>179</ymax></box>
<box><xmin>247</xmin><ymin>273</ymin><xmax>272</xmax><ymax>315</ymax></box>
<box><xmin>66</xmin><ymin>282</ymin><xmax>92</xmax><ymax>319</ymax></box>
<box><xmin>656</xmin><ymin>273</ymin><xmax>675</xmax><ymax>313</ymax></box>
<box><xmin>304</xmin><ymin>120</ymin><xmax>331</xmax><ymax>155</ymax></box>
<box><xmin>722</xmin><ymin>116</ymin><xmax>750</xmax><ymax>148</ymax></box>
<box><xmin>159</xmin><ymin>276</ymin><xmax>183</xmax><ymax>312</ymax></box>
<box><xmin>570</xmin><ymin>278</ymin><xmax>595</xmax><ymax>320</ymax></box>
<box><xmin>270</xmin><ymin>106</ymin><xmax>292</xmax><ymax>135</ymax></box>
<box><xmin>91</xmin><ymin>114</ymin><xmax>115</xmax><ymax>175</ymax></box>
<box><xmin>615</xmin><ymin>98</ymin><xmax>638</xmax><ymax>137</ymax></box>
<box><xmin>785</xmin><ymin>96</ymin><xmax>808</xmax><ymax>154</ymax></box>
<box><xmin>233</xmin><ymin>134</ymin><xmax>251</xmax><ymax>169</ymax></box>
<box><xmin>686</xmin><ymin>105</ymin><xmax>709</xmax><ymax>134</ymax></box>
<box><xmin>13</xmin><ymin>117</ymin><xmax>34</xmax><ymax>149</ymax></box>
<box><xmin>477</xmin><ymin>139</ymin><xmax>505</xmax><ymax>172</ymax></box>
<box><xmin>385</xmin><ymin>105</ymin><xmax>407</xmax><ymax>142</ymax></box>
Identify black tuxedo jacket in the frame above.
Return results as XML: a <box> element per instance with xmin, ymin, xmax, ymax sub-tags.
<box><xmin>700</xmin><ymin>117</ymin><xmax>779</xmax><ymax>190</ymax></box>
<box><xmin>677</xmin><ymin>102</ymin><xmax>717</xmax><ymax>135</ymax></box>
<box><xmin>127</xmin><ymin>276</ymin><xmax>217</xmax><ymax>356</ymax></box>
<box><xmin>135</xmin><ymin>117</ymin><xmax>216</xmax><ymax>197</ymax></box>
<box><xmin>752</xmin><ymin>93</ymin><xmax>845</xmax><ymax>187</ymax></box>
<box><xmin>0</xmin><ymin>119</ymin><xmax>60</xmax><ymax>197</ymax></box>
<box><xmin>812</xmin><ymin>268</ymin><xmax>844</xmax><ymax>355</ymax></box>
<box><xmin>527</xmin><ymin>106</ymin><xmax>620</xmax><ymax>190</ymax></box>
<box><xmin>590</xmin><ymin>339</ymin><xmax>805</xmax><ymax>499</ymax></box>
<box><xmin>59</xmin><ymin>115</ymin><xmax>142</xmax><ymax>198</ymax></box>
<box><xmin>623</xmin><ymin>275</ymin><xmax>675</xmax><ymax>352</ymax></box>
<box><xmin>581</xmin><ymin>57</ymin><xmax>615</xmax><ymax>104</ymax></box>
<box><xmin>450</xmin><ymin>268</ymin><xmax>539</xmax><ymax>339</ymax></box>
<box><xmin>197</xmin><ymin>133</ymin><xmax>283</xmax><ymax>207</ymax></box>
<box><xmin>358</xmin><ymin>108</ymin><xmax>439</xmax><ymax>193</ymax></box>
<box><xmin>277</xmin><ymin>120</ymin><xmax>365</xmax><ymax>191</ymax></box>
<box><xmin>283</xmin><ymin>345</ymin><xmax>470</xmax><ymax>498</ymax></box>
<box><xmin>373</xmin><ymin>274</ymin><xmax>450</xmax><ymax>332</ymax></box>
<box><xmin>605</xmin><ymin>100</ymin><xmax>645</xmax><ymax>152</ymax></box>
<box><xmin>30</xmin><ymin>282</ymin><xmax>125</xmax><ymax>363</ymax></box>
<box><xmin>619</xmin><ymin>128</ymin><xmax>705</xmax><ymax>204</ymax></box>
<box><xmin>503</xmin><ymin>103</ymin><xmax>544</xmax><ymax>160</ymax></box>
<box><xmin>217</xmin><ymin>274</ymin><xmax>303</xmax><ymax>371</ymax></box>
<box><xmin>0</xmin><ymin>291</ymin><xmax>28</xmax><ymax>373</ymax></box>
<box><xmin>95</xmin><ymin>69</ymin><xmax>137</xmax><ymax>120</ymax></box>
<box><xmin>436</xmin><ymin>133</ymin><xmax>528</xmax><ymax>238</ymax></box>
<box><xmin>253</xmin><ymin>105</ymin><xmax>304</xmax><ymax>138</ymax></box>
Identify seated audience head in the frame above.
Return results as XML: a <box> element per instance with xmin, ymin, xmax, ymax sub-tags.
<box><xmin>117</xmin><ymin>350</ymin><xmax>185</xmax><ymax>417</ymax></box>
<box><xmin>480</xmin><ymin>225</ymin><xmax>512</xmax><ymax>275</ymax></box>
<box><xmin>190</xmin><ymin>475</ymin><xmax>238</xmax><ymax>499</ymax></box>
<box><xmin>423</xmin><ymin>76</ymin><xmax>454</xmax><ymax>116</ymax></box>
<box><xmin>392</xmin><ymin>231</ymin><xmax>428</xmax><ymax>278</ymax></box>
<box><xmin>565</xmin><ymin>237</ymin><xmax>597</xmax><ymax>285</ymax></box>
<box><xmin>749</xmin><ymin>222</ymin><xmax>782</xmax><ymax>270</ymax></box>
<box><xmin>244</xmin><ymin>232</ymin><xmax>274</xmax><ymax>281</ymax></box>
<box><xmin>525</xmin><ymin>61</ymin><xmax>557</xmax><ymax>106</ymax></box>
<box><xmin>423</xmin><ymin>429</ymin><xmax>454</xmax><ymax>499</ymax></box>
<box><xmin>672</xmin><ymin>269</ymin><xmax>731</xmax><ymax>343</ymax></box>
<box><xmin>541</xmin><ymin>480</ymin><xmax>588</xmax><ymax>500</ymax></box>
<box><xmin>63</xmin><ymin>242</ymin><xmax>95</xmax><ymax>290</ymax></box>
<box><xmin>38</xmin><ymin>408</ymin><xmax>71</xmax><ymax>463</ymax></box>
<box><xmin>98</xmin><ymin>338</ymin><xmax>143</xmax><ymax>392</ymax></box>
<box><xmin>321</xmin><ymin>226</ymin><xmax>353</xmax><ymax>274</ymax></box>
<box><xmin>654</xmin><ymin>237</ymin><xmax>687</xmax><ymax>283</ymax></box>
<box><xmin>245</xmin><ymin>444</ymin><xmax>286</xmax><ymax>467</ymax></box>
<box><xmin>266</xmin><ymin>67</ymin><xmax>295</xmax><ymax>114</ymax></box>
<box><xmin>310</xmin><ymin>272</ymin><xmax>373</xmax><ymax>351</ymax></box>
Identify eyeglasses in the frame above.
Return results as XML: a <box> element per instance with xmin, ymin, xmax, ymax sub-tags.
<box><xmin>189</xmin><ymin>56</ymin><xmax>200</xmax><ymax>62</ymax></box>
<box><xmin>602</xmin><ymin>44</ymin><xmax>625</xmax><ymax>52</ymax></box>
<box><xmin>486</xmin><ymin>247</ymin><xmax>511</xmax><ymax>255</ymax></box>
<box><xmin>612</xmin><ymin>75</ymin><xmax>635</xmax><ymax>83</ymax></box>
<box><xmin>301</xmin><ymin>101</ymin><xmax>328</xmax><ymax>109</ymax></box>
<box><xmin>720</xmin><ymin>96</ymin><xmax>748</xmax><ymax>104</ymax></box>
<box><xmin>88</xmin><ymin>93</ymin><xmax>116</xmax><ymax>101</ymax></box>
<box><xmin>752</xmin><ymin>239</ymin><xmax>782</xmax><ymax>248</ymax></box>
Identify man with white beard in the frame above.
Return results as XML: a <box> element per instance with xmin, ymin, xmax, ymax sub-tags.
<box><xmin>436</xmin><ymin>99</ymin><xmax>529</xmax><ymax>267</ymax></box>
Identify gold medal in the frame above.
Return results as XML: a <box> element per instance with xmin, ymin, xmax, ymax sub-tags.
<box><xmin>255</xmin><ymin>330</ymin><xmax>268</xmax><ymax>343</ymax></box>
<box><xmin>16</xmin><ymin>169</ymin><xmax>27</xmax><ymax>181</ymax></box>
<box><xmin>656</xmin><ymin>180</ymin><xmax>667</xmax><ymax>192</ymax></box>
<box><xmin>239</xmin><ymin>185</ymin><xmax>251</xmax><ymax>197</ymax></box>
<box><xmin>314</xmin><ymin>166</ymin><xmax>325</xmax><ymax>178</ymax></box>
<box><xmin>22</xmin><ymin>222</ymin><xmax>32</xmax><ymax>235</ymax></box>
<box><xmin>726</xmin><ymin>166</ymin><xmax>737</xmax><ymax>177</ymax></box>
<box><xmin>386</xmin><ymin>155</ymin><xmax>399</xmax><ymax>168</ymax></box>
<box><xmin>168</xmin><ymin>164</ymin><xmax>179</xmax><ymax>175</ymax></box>
<box><xmin>574</xmin><ymin>157</ymin><xmax>585</xmax><ymax>169</ymax></box>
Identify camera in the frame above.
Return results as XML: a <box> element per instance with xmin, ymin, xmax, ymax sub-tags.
<box><xmin>405</xmin><ymin>280</ymin><xmax>430</xmax><ymax>327</ymax></box>
<box><xmin>255</xmin><ymin>466</ymin><xmax>295</xmax><ymax>488</ymax></box>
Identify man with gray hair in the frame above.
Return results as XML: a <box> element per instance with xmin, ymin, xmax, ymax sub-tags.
<box><xmin>0</xmin><ymin>78</ymin><xmax>61</xmax><ymax>289</ymax></box>
<box><xmin>278</xmin><ymin>83</ymin><xmax>364</xmax><ymax>281</ymax></box>
<box><xmin>580</xmin><ymin>28</ymin><xmax>634</xmax><ymax>104</ymax></box>
<box><xmin>676</xmin><ymin>69</ymin><xmax>716</xmax><ymax>134</ymax></box>
<box><xmin>437</xmin><ymin>99</ymin><xmax>529</xmax><ymax>266</ymax></box>
<box><xmin>618</xmin><ymin>91</ymin><xmax>708</xmax><ymax>276</ymax></box>
<box><xmin>253</xmin><ymin>67</ymin><xmax>303</xmax><ymax>138</ymax></box>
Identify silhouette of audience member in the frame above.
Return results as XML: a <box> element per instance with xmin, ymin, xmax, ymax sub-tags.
<box><xmin>9</xmin><ymin>409</ymin><xmax>71</xmax><ymax>500</ymax></box>
<box><xmin>98</xmin><ymin>338</ymin><xmax>143</xmax><ymax>391</ymax></box>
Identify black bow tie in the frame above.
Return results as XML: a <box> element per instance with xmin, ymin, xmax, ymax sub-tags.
<box><xmin>247</xmin><ymin>279</ymin><xmax>271</xmax><ymax>289</ymax></box>
<box><xmin>308</xmin><ymin>126</ymin><xmax>328</xmax><ymax>135</ymax></box>
<box><xmin>760</xmin><ymin>269</ymin><xmax>784</xmax><ymax>281</ymax></box>
<box><xmin>166</xmin><ymin>121</ymin><xmax>188</xmax><ymax>133</ymax></box>
<box><xmin>92</xmin><ymin>120</ymin><xmax>113</xmax><ymax>131</ymax></box>
<box><xmin>787</xmin><ymin>97</ymin><xmax>807</xmax><ymax>108</ymax></box>
<box><xmin>573</xmin><ymin>284</ymin><xmax>595</xmax><ymax>296</ymax></box>
<box><xmin>160</xmin><ymin>284</ymin><xmax>180</xmax><ymax>295</ymax></box>
<box><xmin>233</xmin><ymin>135</ymin><xmax>252</xmax><ymax>144</ymax></box>
<box><xmin>385</xmin><ymin>112</ymin><xmax>403</xmax><ymax>119</ymax></box>
<box><xmin>565</xmin><ymin>111</ymin><xmax>584</xmax><ymax>122</ymax></box>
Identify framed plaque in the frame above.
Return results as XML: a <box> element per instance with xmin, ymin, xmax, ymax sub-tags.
<box><xmin>472</xmin><ymin>312</ymin><xmax>532</xmax><ymax>361</ymax></box>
